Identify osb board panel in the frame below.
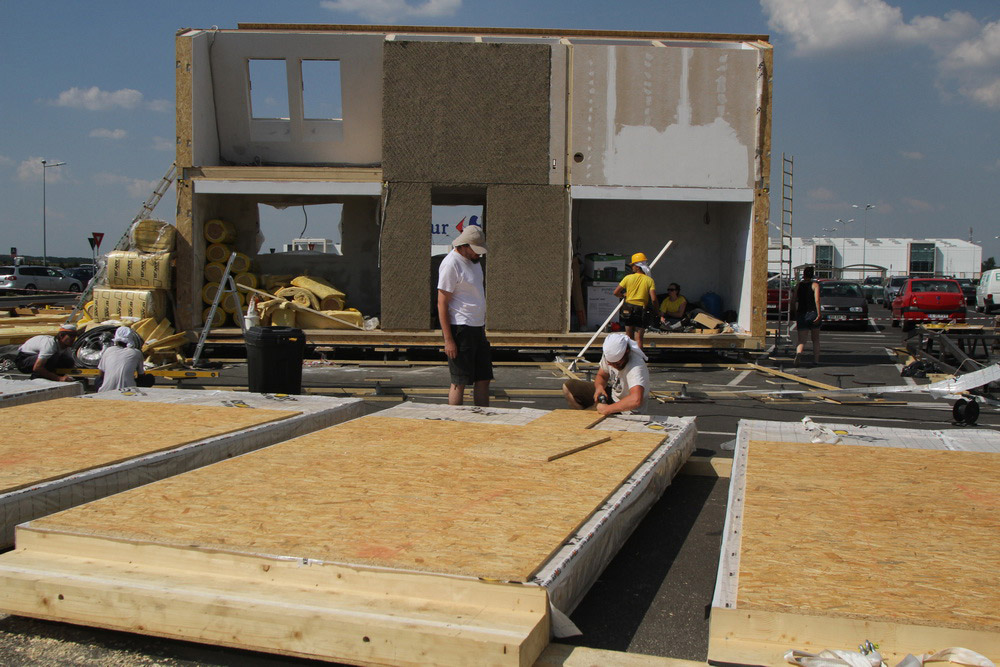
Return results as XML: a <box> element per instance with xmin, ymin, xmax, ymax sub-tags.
<box><xmin>383</xmin><ymin>41</ymin><xmax>551</xmax><ymax>185</ymax></box>
<box><xmin>0</xmin><ymin>398</ymin><xmax>300</xmax><ymax>494</ymax></box>
<box><xmin>526</xmin><ymin>409</ymin><xmax>605</xmax><ymax>431</ymax></box>
<box><xmin>486</xmin><ymin>185</ymin><xmax>568</xmax><ymax>332</ymax></box>
<box><xmin>739</xmin><ymin>440</ymin><xmax>1000</xmax><ymax>633</ymax></box>
<box><xmin>31</xmin><ymin>415</ymin><xmax>666</xmax><ymax>582</ymax></box>
<box><xmin>380</xmin><ymin>182</ymin><xmax>431</xmax><ymax>330</ymax></box>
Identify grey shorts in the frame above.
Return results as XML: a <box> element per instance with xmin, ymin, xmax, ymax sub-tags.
<box><xmin>447</xmin><ymin>325</ymin><xmax>494</xmax><ymax>386</ymax></box>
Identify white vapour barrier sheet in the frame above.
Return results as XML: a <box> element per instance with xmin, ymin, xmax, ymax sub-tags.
<box><xmin>372</xmin><ymin>403</ymin><xmax>697</xmax><ymax>623</ymax></box>
<box><xmin>1</xmin><ymin>388</ymin><xmax>364</xmax><ymax>548</ymax></box>
<box><xmin>0</xmin><ymin>377</ymin><xmax>82</xmax><ymax>408</ymax></box>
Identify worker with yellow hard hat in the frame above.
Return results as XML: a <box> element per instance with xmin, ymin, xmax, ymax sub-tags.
<box><xmin>613</xmin><ymin>252</ymin><xmax>657</xmax><ymax>350</ymax></box>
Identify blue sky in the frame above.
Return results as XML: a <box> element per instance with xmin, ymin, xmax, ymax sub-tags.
<box><xmin>2</xmin><ymin>0</ymin><xmax>998</xmax><ymax>263</ymax></box>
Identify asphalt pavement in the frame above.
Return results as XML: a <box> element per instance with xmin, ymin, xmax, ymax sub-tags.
<box><xmin>1</xmin><ymin>303</ymin><xmax>997</xmax><ymax>665</ymax></box>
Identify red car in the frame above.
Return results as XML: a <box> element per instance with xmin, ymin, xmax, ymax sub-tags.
<box><xmin>766</xmin><ymin>277</ymin><xmax>791</xmax><ymax>319</ymax></box>
<box><xmin>891</xmin><ymin>278</ymin><xmax>966</xmax><ymax>331</ymax></box>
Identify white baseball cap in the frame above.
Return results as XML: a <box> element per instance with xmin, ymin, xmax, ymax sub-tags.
<box><xmin>452</xmin><ymin>225</ymin><xmax>487</xmax><ymax>254</ymax></box>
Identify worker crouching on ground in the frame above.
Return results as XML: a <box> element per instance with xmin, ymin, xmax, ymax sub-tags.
<box><xmin>437</xmin><ymin>225</ymin><xmax>493</xmax><ymax>407</ymax></box>
<box><xmin>614</xmin><ymin>252</ymin><xmax>657</xmax><ymax>350</ymax></box>
<box><xmin>98</xmin><ymin>326</ymin><xmax>154</xmax><ymax>392</ymax></box>
<box><xmin>562</xmin><ymin>333</ymin><xmax>650</xmax><ymax>416</ymax></box>
<box><xmin>15</xmin><ymin>323</ymin><xmax>78</xmax><ymax>382</ymax></box>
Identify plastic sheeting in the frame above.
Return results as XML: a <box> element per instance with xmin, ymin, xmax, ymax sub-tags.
<box><xmin>0</xmin><ymin>377</ymin><xmax>82</xmax><ymax>408</ymax></box>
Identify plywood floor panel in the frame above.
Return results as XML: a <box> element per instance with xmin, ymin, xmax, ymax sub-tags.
<box><xmin>739</xmin><ymin>440</ymin><xmax>1000</xmax><ymax>632</ymax></box>
<box><xmin>30</xmin><ymin>415</ymin><xmax>667</xmax><ymax>582</ymax></box>
<box><xmin>0</xmin><ymin>398</ymin><xmax>300</xmax><ymax>493</ymax></box>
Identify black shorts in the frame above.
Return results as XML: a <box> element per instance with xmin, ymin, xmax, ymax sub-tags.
<box><xmin>796</xmin><ymin>310</ymin><xmax>819</xmax><ymax>330</ymax></box>
<box><xmin>448</xmin><ymin>325</ymin><xmax>494</xmax><ymax>386</ymax></box>
<box><xmin>619</xmin><ymin>303</ymin><xmax>646</xmax><ymax>328</ymax></box>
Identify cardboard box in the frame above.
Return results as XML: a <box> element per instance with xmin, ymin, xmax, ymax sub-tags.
<box><xmin>106</xmin><ymin>251</ymin><xmax>172</xmax><ymax>289</ymax></box>
<box><xmin>586</xmin><ymin>281</ymin><xmax>621</xmax><ymax>330</ymax></box>
<box><xmin>93</xmin><ymin>288</ymin><xmax>167</xmax><ymax>322</ymax></box>
<box><xmin>584</xmin><ymin>253</ymin><xmax>627</xmax><ymax>281</ymax></box>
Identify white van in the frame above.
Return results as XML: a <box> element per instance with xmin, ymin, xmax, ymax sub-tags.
<box><xmin>976</xmin><ymin>269</ymin><xmax>1000</xmax><ymax>313</ymax></box>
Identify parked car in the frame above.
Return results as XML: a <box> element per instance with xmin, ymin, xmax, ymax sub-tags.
<box><xmin>0</xmin><ymin>265</ymin><xmax>83</xmax><ymax>295</ymax></box>
<box><xmin>766</xmin><ymin>275</ymin><xmax>791</xmax><ymax>319</ymax></box>
<box><xmin>975</xmin><ymin>269</ymin><xmax>1000</xmax><ymax>313</ymax></box>
<box><xmin>861</xmin><ymin>276</ymin><xmax>883</xmax><ymax>303</ymax></box>
<box><xmin>882</xmin><ymin>275</ymin><xmax>910</xmax><ymax>305</ymax></box>
<box><xmin>62</xmin><ymin>266</ymin><xmax>95</xmax><ymax>285</ymax></box>
<box><xmin>952</xmin><ymin>277</ymin><xmax>977</xmax><ymax>305</ymax></box>
<box><xmin>891</xmin><ymin>278</ymin><xmax>966</xmax><ymax>331</ymax></box>
<box><xmin>817</xmin><ymin>280</ymin><xmax>869</xmax><ymax>330</ymax></box>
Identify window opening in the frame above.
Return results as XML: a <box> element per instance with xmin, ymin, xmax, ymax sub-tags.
<box><xmin>258</xmin><ymin>203</ymin><xmax>344</xmax><ymax>255</ymax></box>
<box><xmin>909</xmin><ymin>243</ymin><xmax>935</xmax><ymax>276</ymax></box>
<box><xmin>302</xmin><ymin>60</ymin><xmax>343</xmax><ymax>120</ymax></box>
<box><xmin>249</xmin><ymin>59</ymin><xmax>290</xmax><ymax>120</ymax></box>
<box><xmin>431</xmin><ymin>206</ymin><xmax>484</xmax><ymax>257</ymax></box>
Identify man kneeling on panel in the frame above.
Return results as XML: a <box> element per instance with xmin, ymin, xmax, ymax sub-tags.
<box><xmin>562</xmin><ymin>332</ymin><xmax>649</xmax><ymax>415</ymax></box>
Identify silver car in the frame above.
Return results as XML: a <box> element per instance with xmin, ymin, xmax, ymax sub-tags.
<box><xmin>882</xmin><ymin>275</ymin><xmax>910</xmax><ymax>305</ymax></box>
<box><xmin>0</xmin><ymin>265</ymin><xmax>83</xmax><ymax>295</ymax></box>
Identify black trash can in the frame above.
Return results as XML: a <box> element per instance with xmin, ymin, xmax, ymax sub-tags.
<box><xmin>245</xmin><ymin>326</ymin><xmax>306</xmax><ymax>394</ymax></box>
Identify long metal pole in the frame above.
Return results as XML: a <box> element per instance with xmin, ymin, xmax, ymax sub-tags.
<box><xmin>570</xmin><ymin>239</ymin><xmax>674</xmax><ymax>368</ymax></box>
<box><xmin>41</xmin><ymin>160</ymin><xmax>47</xmax><ymax>267</ymax></box>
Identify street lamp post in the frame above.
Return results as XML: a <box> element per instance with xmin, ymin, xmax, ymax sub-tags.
<box><xmin>41</xmin><ymin>159</ymin><xmax>66</xmax><ymax>267</ymax></box>
<box><xmin>853</xmin><ymin>203</ymin><xmax>875</xmax><ymax>279</ymax></box>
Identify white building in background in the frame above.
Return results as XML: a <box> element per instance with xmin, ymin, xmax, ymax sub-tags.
<box><xmin>769</xmin><ymin>237</ymin><xmax>982</xmax><ymax>280</ymax></box>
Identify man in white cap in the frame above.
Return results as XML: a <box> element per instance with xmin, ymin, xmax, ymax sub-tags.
<box><xmin>97</xmin><ymin>326</ymin><xmax>150</xmax><ymax>392</ymax></box>
<box><xmin>15</xmin><ymin>323</ymin><xmax>79</xmax><ymax>381</ymax></box>
<box><xmin>562</xmin><ymin>332</ymin><xmax>650</xmax><ymax>415</ymax></box>
<box><xmin>437</xmin><ymin>224</ymin><xmax>493</xmax><ymax>406</ymax></box>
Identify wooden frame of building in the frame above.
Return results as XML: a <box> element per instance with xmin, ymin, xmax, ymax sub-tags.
<box><xmin>174</xmin><ymin>24</ymin><xmax>772</xmax><ymax>350</ymax></box>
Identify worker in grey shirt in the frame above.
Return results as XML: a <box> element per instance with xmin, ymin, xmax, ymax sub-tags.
<box><xmin>98</xmin><ymin>326</ymin><xmax>150</xmax><ymax>392</ymax></box>
<box><xmin>16</xmin><ymin>323</ymin><xmax>78</xmax><ymax>381</ymax></box>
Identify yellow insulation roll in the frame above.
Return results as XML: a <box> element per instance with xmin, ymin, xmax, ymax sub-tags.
<box><xmin>131</xmin><ymin>219</ymin><xmax>176</xmax><ymax>252</ymax></box>
<box><xmin>205</xmin><ymin>243</ymin><xmax>230</xmax><ymax>264</ymax></box>
<box><xmin>202</xmin><ymin>281</ymin><xmax>221</xmax><ymax>305</ymax></box>
<box><xmin>234</xmin><ymin>272</ymin><xmax>258</xmax><ymax>289</ymax></box>
<box><xmin>203</xmin><ymin>306</ymin><xmax>226</xmax><ymax>328</ymax></box>
<box><xmin>220</xmin><ymin>290</ymin><xmax>244</xmax><ymax>314</ymax></box>
<box><xmin>203</xmin><ymin>218</ymin><xmax>237</xmax><ymax>244</ymax></box>
<box><xmin>295</xmin><ymin>308</ymin><xmax>364</xmax><ymax>330</ymax></box>
<box><xmin>229</xmin><ymin>252</ymin><xmax>252</xmax><ymax>275</ymax></box>
<box><xmin>275</xmin><ymin>286</ymin><xmax>319</xmax><ymax>310</ymax></box>
<box><xmin>204</xmin><ymin>262</ymin><xmax>226</xmax><ymax>283</ymax></box>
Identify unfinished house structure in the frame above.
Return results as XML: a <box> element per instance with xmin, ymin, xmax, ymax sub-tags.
<box><xmin>174</xmin><ymin>24</ymin><xmax>772</xmax><ymax>351</ymax></box>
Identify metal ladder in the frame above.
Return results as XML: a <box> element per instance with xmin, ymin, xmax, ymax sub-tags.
<box><xmin>192</xmin><ymin>252</ymin><xmax>246</xmax><ymax>367</ymax></box>
<box><xmin>774</xmin><ymin>154</ymin><xmax>795</xmax><ymax>350</ymax></box>
<box><xmin>66</xmin><ymin>162</ymin><xmax>178</xmax><ymax>323</ymax></box>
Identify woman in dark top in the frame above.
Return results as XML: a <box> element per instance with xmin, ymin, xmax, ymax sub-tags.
<box><xmin>794</xmin><ymin>266</ymin><xmax>822</xmax><ymax>366</ymax></box>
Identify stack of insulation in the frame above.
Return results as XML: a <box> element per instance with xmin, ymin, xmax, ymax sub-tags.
<box><xmin>257</xmin><ymin>275</ymin><xmax>364</xmax><ymax>330</ymax></box>
<box><xmin>87</xmin><ymin>219</ymin><xmax>175</xmax><ymax>325</ymax></box>
<box><xmin>201</xmin><ymin>219</ymin><xmax>257</xmax><ymax>327</ymax></box>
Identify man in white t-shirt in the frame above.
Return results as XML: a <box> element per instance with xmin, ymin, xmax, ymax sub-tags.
<box><xmin>562</xmin><ymin>333</ymin><xmax>650</xmax><ymax>415</ymax></box>
<box><xmin>15</xmin><ymin>323</ymin><xmax>78</xmax><ymax>381</ymax></box>
<box><xmin>437</xmin><ymin>225</ymin><xmax>493</xmax><ymax>406</ymax></box>
<box><xmin>98</xmin><ymin>326</ymin><xmax>150</xmax><ymax>392</ymax></box>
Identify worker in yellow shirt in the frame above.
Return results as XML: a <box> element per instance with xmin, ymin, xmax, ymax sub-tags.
<box><xmin>613</xmin><ymin>252</ymin><xmax>657</xmax><ymax>350</ymax></box>
<box><xmin>659</xmin><ymin>282</ymin><xmax>688</xmax><ymax>329</ymax></box>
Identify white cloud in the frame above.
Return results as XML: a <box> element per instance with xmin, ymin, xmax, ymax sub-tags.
<box><xmin>761</xmin><ymin>1</ymin><xmax>1000</xmax><ymax>109</ymax></box>
<box><xmin>52</xmin><ymin>86</ymin><xmax>171</xmax><ymax>112</ymax></box>
<box><xmin>320</xmin><ymin>0</ymin><xmax>461</xmax><ymax>22</ymax></box>
<box><xmin>94</xmin><ymin>172</ymin><xmax>157</xmax><ymax>199</ymax></box>
<box><xmin>90</xmin><ymin>128</ymin><xmax>127</xmax><ymax>140</ymax></box>
<box><xmin>808</xmin><ymin>187</ymin><xmax>836</xmax><ymax>201</ymax></box>
<box><xmin>17</xmin><ymin>157</ymin><xmax>67</xmax><ymax>182</ymax></box>
<box><xmin>152</xmin><ymin>136</ymin><xmax>174</xmax><ymax>152</ymax></box>
<box><xmin>902</xmin><ymin>197</ymin><xmax>934</xmax><ymax>212</ymax></box>
<box><xmin>900</xmin><ymin>150</ymin><xmax>924</xmax><ymax>160</ymax></box>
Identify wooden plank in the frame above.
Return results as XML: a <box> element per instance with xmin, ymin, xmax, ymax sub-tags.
<box><xmin>0</xmin><ymin>398</ymin><xmax>299</xmax><ymax>493</ymax></box>
<box><xmin>0</xmin><ymin>537</ymin><xmax>549</xmax><ymax>667</ymax></box>
<box><xmin>710</xmin><ymin>439</ymin><xmax>1000</xmax><ymax>664</ymax></box>
<box><xmin>680</xmin><ymin>455</ymin><xmax>732</xmax><ymax>478</ymax></box>
<box><xmin>24</xmin><ymin>415</ymin><xmax>666</xmax><ymax>583</ymax></box>
<box><xmin>747</xmin><ymin>363</ymin><xmax>841</xmax><ymax>391</ymax></box>
<box><xmin>526</xmin><ymin>409</ymin><xmax>605</xmax><ymax>430</ymax></box>
<box><xmin>537</xmin><ymin>643</ymin><xmax>706</xmax><ymax>666</ymax></box>
<box><xmin>545</xmin><ymin>436</ymin><xmax>612</xmax><ymax>462</ymax></box>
